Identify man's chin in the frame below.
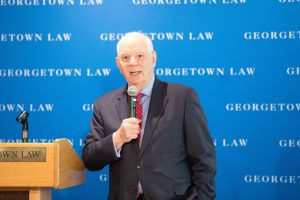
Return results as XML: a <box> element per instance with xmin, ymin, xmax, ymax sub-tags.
<box><xmin>127</xmin><ymin>81</ymin><xmax>145</xmax><ymax>90</ymax></box>
<box><xmin>127</xmin><ymin>78</ymin><xmax>143</xmax><ymax>85</ymax></box>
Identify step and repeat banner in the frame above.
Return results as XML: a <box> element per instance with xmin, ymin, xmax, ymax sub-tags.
<box><xmin>1</xmin><ymin>0</ymin><xmax>300</xmax><ymax>199</ymax></box>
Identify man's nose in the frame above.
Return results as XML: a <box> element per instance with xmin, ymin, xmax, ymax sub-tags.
<box><xmin>129</xmin><ymin>56</ymin><xmax>138</xmax><ymax>65</ymax></box>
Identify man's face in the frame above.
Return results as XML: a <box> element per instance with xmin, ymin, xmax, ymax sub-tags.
<box><xmin>116</xmin><ymin>36</ymin><xmax>156</xmax><ymax>91</ymax></box>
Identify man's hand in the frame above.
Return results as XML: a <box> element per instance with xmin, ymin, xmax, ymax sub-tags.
<box><xmin>113</xmin><ymin>118</ymin><xmax>140</xmax><ymax>150</ymax></box>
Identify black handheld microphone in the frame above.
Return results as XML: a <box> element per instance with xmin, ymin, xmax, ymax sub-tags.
<box><xmin>16</xmin><ymin>111</ymin><xmax>29</xmax><ymax>143</ymax></box>
<box><xmin>127</xmin><ymin>86</ymin><xmax>138</xmax><ymax>118</ymax></box>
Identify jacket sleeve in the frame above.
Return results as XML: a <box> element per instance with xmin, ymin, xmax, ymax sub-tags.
<box><xmin>184</xmin><ymin>88</ymin><xmax>216</xmax><ymax>200</ymax></box>
<box><xmin>82</xmin><ymin>100</ymin><xmax>119</xmax><ymax>171</ymax></box>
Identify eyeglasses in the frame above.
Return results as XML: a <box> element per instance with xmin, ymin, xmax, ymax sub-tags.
<box><xmin>119</xmin><ymin>53</ymin><xmax>147</xmax><ymax>63</ymax></box>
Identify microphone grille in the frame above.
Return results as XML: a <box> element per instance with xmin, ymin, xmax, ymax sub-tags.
<box><xmin>127</xmin><ymin>86</ymin><xmax>138</xmax><ymax>97</ymax></box>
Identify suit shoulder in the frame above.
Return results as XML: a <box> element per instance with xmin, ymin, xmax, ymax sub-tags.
<box><xmin>166</xmin><ymin>82</ymin><xmax>195</xmax><ymax>93</ymax></box>
<box><xmin>163</xmin><ymin>82</ymin><xmax>200</xmax><ymax>102</ymax></box>
<box><xmin>94</xmin><ymin>87</ymin><xmax>124</xmax><ymax>105</ymax></box>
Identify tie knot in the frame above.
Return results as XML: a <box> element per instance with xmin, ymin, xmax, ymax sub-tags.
<box><xmin>136</xmin><ymin>93</ymin><xmax>143</xmax><ymax>101</ymax></box>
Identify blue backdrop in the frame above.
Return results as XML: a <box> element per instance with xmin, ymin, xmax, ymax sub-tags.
<box><xmin>1</xmin><ymin>0</ymin><xmax>300</xmax><ymax>199</ymax></box>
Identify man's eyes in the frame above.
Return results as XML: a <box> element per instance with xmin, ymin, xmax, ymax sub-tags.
<box><xmin>121</xmin><ymin>54</ymin><xmax>145</xmax><ymax>62</ymax></box>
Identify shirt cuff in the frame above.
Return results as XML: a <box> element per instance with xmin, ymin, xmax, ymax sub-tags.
<box><xmin>112</xmin><ymin>133</ymin><xmax>121</xmax><ymax>157</ymax></box>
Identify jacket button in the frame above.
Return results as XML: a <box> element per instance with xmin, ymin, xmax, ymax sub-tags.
<box><xmin>137</xmin><ymin>162</ymin><xmax>141</xmax><ymax>168</ymax></box>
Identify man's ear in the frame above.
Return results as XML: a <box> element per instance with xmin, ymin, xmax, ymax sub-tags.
<box><xmin>152</xmin><ymin>51</ymin><xmax>157</xmax><ymax>67</ymax></box>
<box><xmin>116</xmin><ymin>57</ymin><xmax>122</xmax><ymax>72</ymax></box>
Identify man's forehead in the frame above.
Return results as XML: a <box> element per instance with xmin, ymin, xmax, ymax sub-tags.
<box><xmin>119</xmin><ymin>47</ymin><xmax>147</xmax><ymax>55</ymax></box>
<box><xmin>117</xmin><ymin>33</ymin><xmax>152</xmax><ymax>55</ymax></box>
<box><xmin>120</xmin><ymin>36</ymin><xmax>146</xmax><ymax>48</ymax></box>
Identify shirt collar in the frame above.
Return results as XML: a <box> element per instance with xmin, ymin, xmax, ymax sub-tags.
<box><xmin>140</xmin><ymin>75</ymin><xmax>155</xmax><ymax>97</ymax></box>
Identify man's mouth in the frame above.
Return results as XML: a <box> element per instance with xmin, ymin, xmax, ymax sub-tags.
<box><xmin>130</xmin><ymin>71</ymin><xmax>141</xmax><ymax>76</ymax></box>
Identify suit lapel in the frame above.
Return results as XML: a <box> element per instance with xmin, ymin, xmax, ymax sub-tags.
<box><xmin>115</xmin><ymin>86</ymin><xmax>129</xmax><ymax>122</ymax></box>
<box><xmin>139</xmin><ymin>78</ymin><xmax>168</xmax><ymax>159</ymax></box>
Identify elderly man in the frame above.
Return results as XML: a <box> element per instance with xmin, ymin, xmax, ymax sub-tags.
<box><xmin>82</xmin><ymin>32</ymin><xmax>216</xmax><ymax>200</ymax></box>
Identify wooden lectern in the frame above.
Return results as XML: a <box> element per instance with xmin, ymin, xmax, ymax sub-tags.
<box><xmin>0</xmin><ymin>139</ymin><xmax>86</xmax><ymax>200</ymax></box>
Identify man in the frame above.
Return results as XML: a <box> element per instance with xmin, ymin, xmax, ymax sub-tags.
<box><xmin>82</xmin><ymin>32</ymin><xmax>216</xmax><ymax>200</ymax></box>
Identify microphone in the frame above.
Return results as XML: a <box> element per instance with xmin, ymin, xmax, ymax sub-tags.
<box><xmin>16</xmin><ymin>111</ymin><xmax>29</xmax><ymax>143</ymax></box>
<box><xmin>127</xmin><ymin>86</ymin><xmax>138</xmax><ymax>117</ymax></box>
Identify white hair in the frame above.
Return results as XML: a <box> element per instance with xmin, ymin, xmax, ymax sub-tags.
<box><xmin>117</xmin><ymin>32</ymin><xmax>154</xmax><ymax>56</ymax></box>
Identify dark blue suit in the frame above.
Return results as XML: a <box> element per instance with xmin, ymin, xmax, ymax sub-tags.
<box><xmin>82</xmin><ymin>78</ymin><xmax>216</xmax><ymax>200</ymax></box>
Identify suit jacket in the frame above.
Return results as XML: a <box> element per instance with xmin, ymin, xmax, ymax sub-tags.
<box><xmin>82</xmin><ymin>78</ymin><xmax>216</xmax><ymax>200</ymax></box>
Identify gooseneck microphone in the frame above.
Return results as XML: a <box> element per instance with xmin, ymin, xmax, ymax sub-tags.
<box><xmin>16</xmin><ymin>111</ymin><xmax>29</xmax><ymax>143</ymax></box>
<box><xmin>127</xmin><ymin>86</ymin><xmax>138</xmax><ymax>118</ymax></box>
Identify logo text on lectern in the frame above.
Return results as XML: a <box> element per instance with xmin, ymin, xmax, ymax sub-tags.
<box><xmin>0</xmin><ymin>147</ymin><xmax>46</xmax><ymax>162</ymax></box>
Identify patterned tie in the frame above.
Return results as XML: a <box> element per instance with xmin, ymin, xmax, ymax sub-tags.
<box><xmin>136</xmin><ymin>93</ymin><xmax>143</xmax><ymax>144</ymax></box>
